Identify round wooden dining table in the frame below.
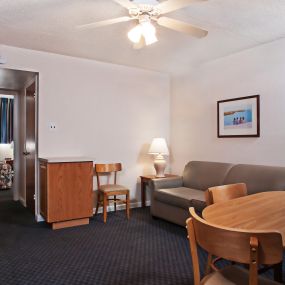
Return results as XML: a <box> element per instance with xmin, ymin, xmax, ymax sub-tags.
<box><xmin>202</xmin><ymin>191</ymin><xmax>285</xmax><ymax>247</ymax></box>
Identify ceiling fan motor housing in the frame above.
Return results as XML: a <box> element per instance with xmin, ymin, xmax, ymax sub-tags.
<box><xmin>130</xmin><ymin>0</ymin><xmax>160</xmax><ymax>5</ymax></box>
<box><xmin>129</xmin><ymin>5</ymin><xmax>160</xmax><ymax>19</ymax></box>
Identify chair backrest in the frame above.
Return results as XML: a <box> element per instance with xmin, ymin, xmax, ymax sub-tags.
<box><xmin>95</xmin><ymin>163</ymin><xmax>122</xmax><ymax>188</ymax></box>
<box><xmin>205</xmin><ymin>183</ymin><xmax>247</xmax><ymax>205</ymax></box>
<box><xmin>186</xmin><ymin>207</ymin><xmax>283</xmax><ymax>285</ymax></box>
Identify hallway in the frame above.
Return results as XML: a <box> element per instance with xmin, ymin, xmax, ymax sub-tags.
<box><xmin>0</xmin><ymin>189</ymin><xmax>13</xmax><ymax>202</ymax></box>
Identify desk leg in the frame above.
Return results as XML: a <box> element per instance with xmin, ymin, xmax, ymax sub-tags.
<box><xmin>141</xmin><ymin>180</ymin><xmax>146</xmax><ymax>208</ymax></box>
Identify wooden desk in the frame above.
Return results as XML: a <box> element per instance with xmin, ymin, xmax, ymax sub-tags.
<box><xmin>140</xmin><ymin>174</ymin><xmax>179</xmax><ymax>207</ymax></box>
<box><xmin>203</xmin><ymin>191</ymin><xmax>285</xmax><ymax>247</ymax></box>
<box><xmin>39</xmin><ymin>157</ymin><xmax>94</xmax><ymax>230</ymax></box>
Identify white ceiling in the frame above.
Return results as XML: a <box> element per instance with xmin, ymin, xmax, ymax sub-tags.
<box><xmin>0</xmin><ymin>0</ymin><xmax>285</xmax><ymax>73</ymax></box>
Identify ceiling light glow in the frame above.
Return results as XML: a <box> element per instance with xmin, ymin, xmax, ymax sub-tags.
<box><xmin>140</xmin><ymin>21</ymin><xmax>157</xmax><ymax>45</ymax></box>
<box><xmin>128</xmin><ymin>24</ymin><xmax>143</xmax><ymax>43</ymax></box>
<box><xmin>127</xmin><ymin>20</ymin><xmax>157</xmax><ymax>46</ymax></box>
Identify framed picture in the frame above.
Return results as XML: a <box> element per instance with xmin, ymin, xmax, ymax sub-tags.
<box><xmin>217</xmin><ymin>95</ymin><xmax>260</xmax><ymax>138</ymax></box>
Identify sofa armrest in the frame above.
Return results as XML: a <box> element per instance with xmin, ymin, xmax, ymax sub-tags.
<box><xmin>150</xmin><ymin>176</ymin><xmax>183</xmax><ymax>192</ymax></box>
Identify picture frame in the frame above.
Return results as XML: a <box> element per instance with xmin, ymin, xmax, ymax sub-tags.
<box><xmin>217</xmin><ymin>95</ymin><xmax>260</xmax><ymax>138</ymax></box>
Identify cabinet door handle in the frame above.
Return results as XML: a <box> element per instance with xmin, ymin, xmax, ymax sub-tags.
<box><xmin>23</xmin><ymin>151</ymin><xmax>30</xmax><ymax>156</ymax></box>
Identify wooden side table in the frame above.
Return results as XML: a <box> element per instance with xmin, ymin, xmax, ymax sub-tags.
<box><xmin>140</xmin><ymin>174</ymin><xmax>179</xmax><ymax>207</ymax></box>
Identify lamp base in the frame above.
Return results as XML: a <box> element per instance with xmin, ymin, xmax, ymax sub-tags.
<box><xmin>154</xmin><ymin>154</ymin><xmax>166</xmax><ymax>178</ymax></box>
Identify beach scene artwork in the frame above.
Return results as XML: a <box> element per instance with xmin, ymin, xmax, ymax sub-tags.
<box><xmin>218</xmin><ymin>95</ymin><xmax>259</xmax><ymax>137</ymax></box>
<box><xmin>224</xmin><ymin>104</ymin><xmax>253</xmax><ymax>129</ymax></box>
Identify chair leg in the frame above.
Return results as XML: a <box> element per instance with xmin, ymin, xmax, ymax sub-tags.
<box><xmin>126</xmin><ymin>192</ymin><xmax>130</xmax><ymax>220</ymax></box>
<box><xmin>114</xmin><ymin>195</ymin><xmax>116</xmax><ymax>212</ymax></box>
<box><xmin>94</xmin><ymin>191</ymin><xmax>100</xmax><ymax>216</ymax></box>
<box><xmin>103</xmin><ymin>194</ymin><xmax>108</xmax><ymax>223</ymax></box>
<box><xmin>205</xmin><ymin>254</ymin><xmax>213</xmax><ymax>275</ymax></box>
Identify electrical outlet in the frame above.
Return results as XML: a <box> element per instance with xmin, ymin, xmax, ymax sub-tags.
<box><xmin>48</xmin><ymin>122</ymin><xmax>56</xmax><ymax>131</ymax></box>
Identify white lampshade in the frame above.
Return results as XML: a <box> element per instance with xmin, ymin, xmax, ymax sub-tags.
<box><xmin>140</xmin><ymin>21</ymin><xmax>157</xmax><ymax>46</ymax></box>
<box><xmin>127</xmin><ymin>21</ymin><xmax>157</xmax><ymax>46</ymax></box>
<box><xmin>149</xmin><ymin>138</ymin><xmax>169</xmax><ymax>155</ymax></box>
<box><xmin>128</xmin><ymin>24</ymin><xmax>142</xmax><ymax>44</ymax></box>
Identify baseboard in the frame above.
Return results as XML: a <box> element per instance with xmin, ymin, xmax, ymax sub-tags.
<box><xmin>19</xmin><ymin>197</ymin><xmax>26</xmax><ymax>207</ymax></box>
<box><xmin>36</xmin><ymin>214</ymin><xmax>45</xmax><ymax>222</ymax></box>
<box><xmin>13</xmin><ymin>190</ymin><xmax>19</xmax><ymax>201</ymax></box>
<box><xmin>93</xmin><ymin>200</ymin><xmax>151</xmax><ymax>214</ymax></box>
<box><xmin>36</xmin><ymin>201</ymin><xmax>151</xmax><ymax>222</ymax></box>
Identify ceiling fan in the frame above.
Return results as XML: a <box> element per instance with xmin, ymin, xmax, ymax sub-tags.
<box><xmin>77</xmin><ymin>0</ymin><xmax>208</xmax><ymax>48</ymax></box>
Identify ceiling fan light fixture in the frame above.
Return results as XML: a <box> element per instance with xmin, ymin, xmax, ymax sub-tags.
<box><xmin>128</xmin><ymin>20</ymin><xmax>157</xmax><ymax>46</ymax></box>
<box><xmin>140</xmin><ymin>21</ymin><xmax>157</xmax><ymax>45</ymax></box>
<box><xmin>127</xmin><ymin>24</ymin><xmax>143</xmax><ymax>43</ymax></box>
<box><xmin>78</xmin><ymin>0</ymin><xmax>209</xmax><ymax>49</ymax></box>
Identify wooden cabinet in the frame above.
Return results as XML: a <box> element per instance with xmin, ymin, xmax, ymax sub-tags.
<box><xmin>40</xmin><ymin>162</ymin><xmax>48</xmax><ymax>218</ymax></box>
<box><xmin>39</xmin><ymin>158</ymin><xmax>93</xmax><ymax>230</ymax></box>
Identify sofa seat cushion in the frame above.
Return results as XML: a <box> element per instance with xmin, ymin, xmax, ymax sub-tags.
<box><xmin>154</xmin><ymin>187</ymin><xmax>206</xmax><ymax>212</ymax></box>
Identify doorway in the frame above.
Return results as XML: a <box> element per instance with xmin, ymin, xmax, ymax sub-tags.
<box><xmin>0</xmin><ymin>94</ymin><xmax>14</xmax><ymax>201</ymax></box>
<box><xmin>0</xmin><ymin>68</ymin><xmax>38</xmax><ymax>219</ymax></box>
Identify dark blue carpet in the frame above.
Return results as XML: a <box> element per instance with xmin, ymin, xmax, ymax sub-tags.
<box><xmin>0</xmin><ymin>201</ymin><xmax>282</xmax><ymax>284</ymax></box>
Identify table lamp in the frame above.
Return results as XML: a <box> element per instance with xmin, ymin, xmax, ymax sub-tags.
<box><xmin>148</xmin><ymin>138</ymin><xmax>169</xmax><ymax>178</ymax></box>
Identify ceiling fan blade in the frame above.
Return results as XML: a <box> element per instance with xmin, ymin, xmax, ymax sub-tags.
<box><xmin>156</xmin><ymin>0</ymin><xmax>206</xmax><ymax>14</ymax></box>
<box><xmin>77</xmin><ymin>16</ymin><xmax>133</xmax><ymax>30</ymax></box>
<box><xmin>157</xmin><ymin>17</ymin><xmax>208</xmax><ymax>38</ymax></box>
<box><xmin>112</xmin><ymin>0</ymin><xmax>137</xmax><ymax>9</ymax></box>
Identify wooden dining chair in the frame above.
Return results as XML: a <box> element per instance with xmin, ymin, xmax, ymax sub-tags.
<box><xmin>94</xmin><ymin>163</ymin><xmax>130</xmax><ymax>223</ymax></box>
<box><xmin>186</xmin><ymin>207</ymin><xmax>283</xmax><ymax>285</ymax></box>
<box><xmin>205</xmin><ymin>183</ymin><xmax>247</xmax><ymax>206</ymax></box>
<box><xmin>204</xmin><ymin>183</ymin><xmax>248</xmax><ymax>273</ymax></box>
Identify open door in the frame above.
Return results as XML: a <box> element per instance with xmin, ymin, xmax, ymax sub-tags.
<box><xmin>24</xmin><ymin>81</ymin><xmax>36</xmax><ymax>212</ymax></box>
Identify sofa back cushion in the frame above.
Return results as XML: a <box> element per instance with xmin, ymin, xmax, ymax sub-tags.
<box><xmin>224</xmin><ymin>164</ymin><xmax>285</xmax><ymax>195</ymax></box>
<box><xmin>183</xmin><ymin>161</ymin><xmax>234</xmax><ymax>190</ymax></box>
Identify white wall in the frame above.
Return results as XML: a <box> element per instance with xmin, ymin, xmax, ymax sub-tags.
<box><xmin>1</xmin><ymin>45</ymin><xmax>170</xmax><ymax>207</ymax></box>
<box><xmin>171</xmin><ymin>38</ymin><xmax>285</xmax><ymax>174</ymax></box>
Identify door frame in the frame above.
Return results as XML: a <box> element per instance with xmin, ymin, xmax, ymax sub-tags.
<box><xmin>23</xmin><ymin>74</ymin><xmax>40</xmax><ymax>220</ymax></box>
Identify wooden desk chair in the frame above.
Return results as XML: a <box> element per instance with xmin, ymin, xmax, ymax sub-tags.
<box><xmin>186</xmin><ymin>207</ymin><xmax>283</xmax><ymax>285</ymax></box>
<box><xmin>205</xmin><ymin>183</ymin><xmax>247</xmax><ymax>206</ymax></box>
<box><xmin>94</xmin><ymin>163</ymin><xmax>130</xmax><ymax>223</ymax></box>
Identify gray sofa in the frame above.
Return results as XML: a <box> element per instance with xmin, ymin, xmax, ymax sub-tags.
<box><xmin>150</xmin><ymin>161</ymin><xmax>285</xmax><ymax>226</ymax></box>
